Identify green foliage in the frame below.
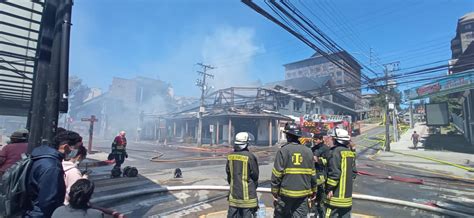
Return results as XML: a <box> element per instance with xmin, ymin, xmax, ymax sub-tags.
<box><xmin>369</xmin><ymin>89</ymin><xmax>402</xmax><ymax>110</ymax></box>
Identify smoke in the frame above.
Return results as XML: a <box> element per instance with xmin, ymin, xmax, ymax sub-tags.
<box><xmin>201</xmin><ymin>26</ymin><xmax>264</xmax><ymax>90</ymax></box>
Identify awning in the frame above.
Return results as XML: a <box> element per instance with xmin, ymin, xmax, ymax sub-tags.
<box><xmin>0</xmin><ymin>1</ymin><xmax>44</xmax><ymax>116</ymax></box>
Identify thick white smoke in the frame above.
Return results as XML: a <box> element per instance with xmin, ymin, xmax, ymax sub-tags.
<box><xmin>201</xmin><ymin>26</ymin><xmax>264</xmax><ymax>90</ymax></box>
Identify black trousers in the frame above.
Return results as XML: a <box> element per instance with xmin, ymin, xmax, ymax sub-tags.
<box><xmin>114</xmin><ymin>153</ymin><xmax>125</xmax><ymax>168</ymax></box>
<box><xmin>314</xmin><ymin>185</ymin><xmax>326</xmax><ymax>218</ymax></box>
<box><xmin>324</xmin><ymin>205</ymin><xmax>351</xmax><ymax>218</ymax></box>
<box><xmin>227</xmin><ymin>206</ymin><xmax>256</xmax><ymax>218</ymax></box>
<box><xmin>274</xmin><ymin>196</ymin><xmax>309</xmax><ymax>218</ymax></box>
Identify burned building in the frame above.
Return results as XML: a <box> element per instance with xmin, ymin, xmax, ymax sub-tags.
<box><xmin>148</xmin><ymin>84</ymin><xmax>358</xmax><ymax>146</ymax></box>
<box><xmin>70</xmin><ymin>76</ymin><xmax>175</xmax><ymax>139</ymax></box>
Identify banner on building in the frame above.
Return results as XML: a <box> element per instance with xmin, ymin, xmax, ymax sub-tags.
<box><xmin>405</xmin><ymin>70</ymin><xmax>474</xmax><ymax>100</ymax></box>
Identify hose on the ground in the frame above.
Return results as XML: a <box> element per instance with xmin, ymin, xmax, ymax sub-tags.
<box><xmin>91</xmin><ymin>205</ymin><xmax>126</xmax><ymax>218</ymax></box>
<box><xmin>390</xmin><ymin>150</ymin><xmax>474</xmax><ymax>172</ymax></box>
<box><xmin>90</xmin><ymin>185</ymin><xmax>471</xmax><ymax>217</ymax></box>
<box><xmin>357</xmin><ymin>170</ymin><xmax>424</xmax><ymax>184</ymax></box>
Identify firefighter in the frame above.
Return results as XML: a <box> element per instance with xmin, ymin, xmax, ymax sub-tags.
<box><xmin>312</xmin><ymin>133</ymin><xmax>330</xmax><ymax>218</ymax></box>
<box><xmin>325</xmin><ymin>128</ymin><xmax>357</xmax><ymax>218</ymax></box>
<box><xmin>226</xmin><ymin>132</ymin><xmax>259</xmax><ymax>218</ymax></box>
<box><xmin>111</xmin><ymin>131</ymin><xmax>128</xmax><ymax>169</ymax></box>
<box><xmin>272</xmin><ymin>123</ymin><xmax>317</xmax><ymax>218</ymax></box>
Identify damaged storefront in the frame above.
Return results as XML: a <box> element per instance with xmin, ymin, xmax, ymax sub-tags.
<box><xmin>162</xmin><ymin>107</ymin><xmax>292</xmax><ymax>146</ymax></box>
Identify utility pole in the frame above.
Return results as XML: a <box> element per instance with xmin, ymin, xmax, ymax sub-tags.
<box><xmin>383</xmin><ymin>61</ymin><xmax>400</xmax><ymax>151</ymax></box>
<box><xmin>409</xmin><ymin>101</ymin><xmax>414</xmax><ymax>128</ymax></box>
<box><xmin>196</xmin><ymin>63</ymin><xmax>214</xmax><ymax>147</ymax></box>
<box><xmin>81</xmin><ymin>115</ymin><xmax>98</xmax><ymax>154</ymax></box>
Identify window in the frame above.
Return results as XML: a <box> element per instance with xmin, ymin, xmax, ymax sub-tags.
<box><xmin>336</xmin><ymin>79</ymin><xmax>343</xmax><ymax>85</ymax></box>
<box><xmin>465</xmin><ymin>24</ymin><xmax>472</xmax><ymax>30</ymax></box>
<box><xmin>293</xmin><ymin>100</ymin><xmax>303</xmax><ymax>112</ymax></box>
<box><xmin>337</xmin><ymin>71</ymin><xmax>342</xmax><ymax>76</ymax></box>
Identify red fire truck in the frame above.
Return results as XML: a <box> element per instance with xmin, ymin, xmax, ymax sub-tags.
<box><xmin>300</xmin><ymin>114</ymin><xmax>360</xmax><ymax>136</ymax></box>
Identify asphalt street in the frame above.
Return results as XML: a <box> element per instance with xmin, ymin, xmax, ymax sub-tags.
<box><xmin>87</xmin><ymin>126</ymin><xmax>474</xmax><ymax>217</ymax></box>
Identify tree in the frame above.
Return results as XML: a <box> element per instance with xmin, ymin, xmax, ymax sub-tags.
<box><xmin>369</xmin><ymin>89</ymin><xmax>402</xmax><ymax>110</ymax></box>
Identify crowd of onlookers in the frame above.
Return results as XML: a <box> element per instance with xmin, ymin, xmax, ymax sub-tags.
<box><xmin>0</xmin><ymin>128</ymin><xmax>103</xmax><ymax>218</ymax></box>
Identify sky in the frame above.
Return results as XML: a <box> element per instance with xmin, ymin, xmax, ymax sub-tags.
<box><xmin>69</xmin><ymin>0</ymin><xmax>474</xmax><ymax>97</ymax></box>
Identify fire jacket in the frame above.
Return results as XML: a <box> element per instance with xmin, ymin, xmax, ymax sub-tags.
<box><xmin>312</xmin><ymin>142</ymin><xmax>330</xmax><ymax>185</ymax></box>
<box><xmin>112</xmin><ymin>136</ymin><xmax>127</xmax><ymax>154</ymax></box>
<box><xmin>326</xmin><ymin>144</ymin><xmax>357</xmax><ymax>208</ymax></box>
<box><xmin>226</xmin><ymin>149</ymin><xmax>259</xmax><ymax>208</ymax></box>
<box><xmin>271</xmin><ymin>142</ymin><xmax>317</xmax><ymax>198</ymax></box>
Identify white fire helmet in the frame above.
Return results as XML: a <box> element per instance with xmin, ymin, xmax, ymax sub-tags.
<box><xmin>234</xmin><ymin>132</ymin><xmax>254</xmax><ymax>150</ymax></box>
<box><xmin>330</xmin><ymin>128</ymin><xmax>351</xmax><ymax>145</ymax></box>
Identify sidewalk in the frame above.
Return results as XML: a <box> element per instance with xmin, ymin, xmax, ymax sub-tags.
<box><xmin>374</xmin><ymin>123</ymin><xmax>474</xmax><ymax>179</ymax></box>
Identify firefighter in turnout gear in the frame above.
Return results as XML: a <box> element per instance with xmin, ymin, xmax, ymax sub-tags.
<box><xmin>312</xmin><ymin>133</ymin><xmax>330</xmax><ymax>218</ymax></box>
<box><xmin>272</xmin><ymin>123</ymin><xmax>317</xmax><ymax>218</ymax></box>
<box><xmin>226</xmin><ymin>132</ymin><xmax>259</xmax><ymax>218</ymax></box>
<box><xmin>325</xmin><ymin>128</ymin><xmax>357</xmax><ymax>218</ymax></box>
<box><xmin>112</xmin><ymin>131</ymin><xmax>128</xmax><ymax>169</ymax></box>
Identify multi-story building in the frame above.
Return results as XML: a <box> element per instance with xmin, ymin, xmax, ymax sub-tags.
<box><xmin>451</xmin><ymin>12</ymin><xmax>474</xmax><ymax>59</ymax></box>
<box><xmin>284</xmin><ymin>51</ymin><xmax>362</xmax><ymax>106</ymax></box>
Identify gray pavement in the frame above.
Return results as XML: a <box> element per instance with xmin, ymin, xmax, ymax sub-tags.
<box><xmin>373</xmin><ymin>122</ymin><xmax>474</xmax><ymax>179</ymax></box>
<box><xmin>82</xmin><ymin>126</ymin><xmax>474</xmax><ymax>217</ymax></box>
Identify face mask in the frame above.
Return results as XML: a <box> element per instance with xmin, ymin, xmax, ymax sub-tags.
<box><xmin>66</xmin><ymin>149</ymin><xmax>78</xmax><ymax>160</ymax></box>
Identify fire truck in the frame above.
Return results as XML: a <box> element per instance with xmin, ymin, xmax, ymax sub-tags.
<box><xmin>300</xmin><ymin>114</ymin><xmax>360</xmax><ymax>136</ymax></box>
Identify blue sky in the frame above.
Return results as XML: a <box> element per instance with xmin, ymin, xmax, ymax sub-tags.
<box><xmin>70</xmin><ymin>0</ymin><xmax>473</xmax><ymax>97</ymax></box>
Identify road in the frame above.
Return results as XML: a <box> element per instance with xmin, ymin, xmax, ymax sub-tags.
<box><xmin>86</xmin><ymin>126</ymin><xmax>474</xmax><ymax>217</ymax></box>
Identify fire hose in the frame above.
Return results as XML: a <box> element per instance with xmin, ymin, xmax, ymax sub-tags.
<box><xmin>357</xmin><ymin>170</ymin><xmax>424</xmax><ymax>184</ymax></box>
<box><xmin>90</xmin><ymin>185</ymin><xmax>471</xmax><ymax>217</ymax></box>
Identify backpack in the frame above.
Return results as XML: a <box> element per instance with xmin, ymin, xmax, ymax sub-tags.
<box><xmin>0</xmin><ymin>154</ymin><xmax>52</xmax><ymax>217</ymax></box>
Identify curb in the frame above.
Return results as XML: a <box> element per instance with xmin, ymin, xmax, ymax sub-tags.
<box><xmin>82</xmin><ymin>160</ymin><xmax>115</xmax><ymax>168</ymax></box>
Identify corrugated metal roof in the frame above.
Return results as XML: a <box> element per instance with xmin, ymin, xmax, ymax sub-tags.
<box><xmin>0</xmin><ymin>1</ymin><xmax>44</xmax><ymax>115</ymax></box>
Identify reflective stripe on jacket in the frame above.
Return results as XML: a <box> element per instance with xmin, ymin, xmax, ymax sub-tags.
<box><xmin>226</xmin><ymin>150</ymin><xmax>259</xmax><ymax>208</ymax></box>
<box><xmin>271</xmin><ymin>142</ymin><xmax>317</xmax><ymax>198</ymax></box>
<box><xmin>312</xmin><ymin>143</ymin><xmax>330</xmax><ymax>185</ymax></box>
<box><xmin>326</xmin><ymin>145</ymin><xmax>356</xmax><ymax>208</ymax></box>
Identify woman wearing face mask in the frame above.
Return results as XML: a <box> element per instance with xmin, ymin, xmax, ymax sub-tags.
<box><xmin>63</xmin><ymin>145</ymin><xmax>88</xmax><ymax>205</ymax></box>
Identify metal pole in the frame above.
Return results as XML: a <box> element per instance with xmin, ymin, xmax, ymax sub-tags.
<box><xmin>385</xmin><ymin>68</ymin><xmax>391</xmax><ymax>151</ymax></box>
<box><xmin>409</xmin><ymin>101</ymin><xmax>414</xmax><ymax>128</ymax></box>
<box><xmin>58</xmin><ymin>0</ymin><xmax>73</xmax><ymax>113</ymax></box>
<box><xmin>393</xmin><ymin>107</ymin><xmax>398</xmax><ymax>142</ymax></box>
<box><xmin>28</xmin><ymin>0</ymin><xmax>58</xmax><ymax>152</ymax></box>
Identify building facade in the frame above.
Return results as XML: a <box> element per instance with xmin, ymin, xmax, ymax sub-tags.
<box><xmin>451</xmin><ymin>12</ymin><xmax>474</xmax><ymax>59</ymax></box>
<box><xmin>284</xmin><ymin>51</ymin><xmax>362</xmax><ymax>106</ymax></box>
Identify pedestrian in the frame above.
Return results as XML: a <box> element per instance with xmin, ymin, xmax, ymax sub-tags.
<box><xmin>311</xmin><ymin>133</ymin><xmax>330</xmax><ymax>218</ymax></box>
<box><xmin>25</xmin><ymin>130</ymin><xmax>82</xmax><ymax>218</ymax></box>
<box><xmin>325</xmin><ymin>128</ymin><xmax>357</xmax><ymax>218</ymax></box>
<box><xmin>111</xmin><ymin>131</ymin><xmax>127</xmax><ymax>169</ymax></box>
<box><xmin>52</xmin><ymin>179</ymin><xmax>104</xmax><ymax>218</ymax></box>
<box><xmin>226</xmin><ymin>132</ymin><xmax>259</xmax><ymax>218</ymax></box>
<box><xmin>411</xmin><ymin>131</ymin><xmax>420</xmax><ymax>149</ymax></box>
<box><xmin>0</xmin><ymin>129</ymin><xmax>29</xmax><ymax>176</ymax></box>
<box><xmin>63</xmin><ymin>144</ymin><xmax>89</xmax><ymax>205</ymax></box>
<box><xmin>272</xmin><ymin>123</ymin><xmax>317</xmax><ymax>218</ymax></box>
